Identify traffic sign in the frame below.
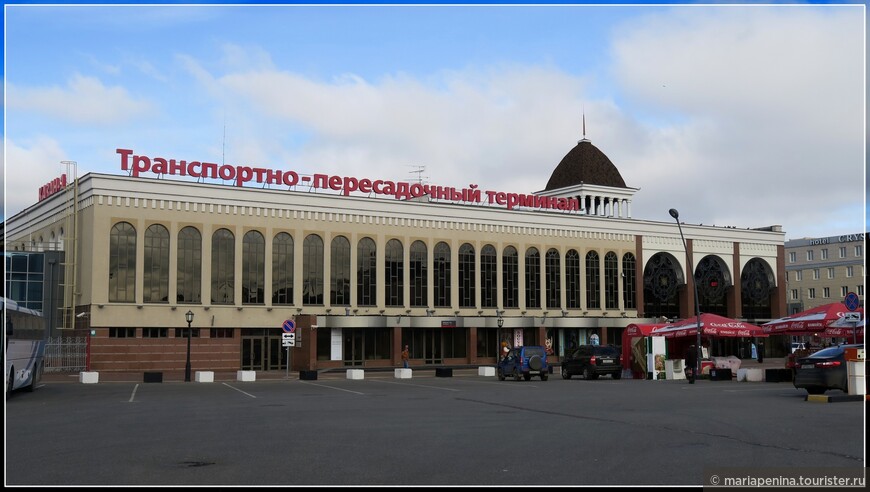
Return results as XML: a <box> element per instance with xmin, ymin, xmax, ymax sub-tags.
<box><xmin>844</xmin><ymin>292</ymin><xmax>860</xmax><ymax>311</ymax></box>
<box><xmin>282</xmin><ymin>319</ymin><xmax>296</xmax><ymax>333</ymax></box>
<box><xmin>843</xmin><ymin>312</ymin><xmax>861</xmax><ymax>322</ymax></box>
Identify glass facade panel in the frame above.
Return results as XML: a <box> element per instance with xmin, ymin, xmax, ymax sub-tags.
<box><xmin>272</xmin><ymin>232</ymin><xmax>294</xmax><ymax>305</ymax></box>
<box><xmin>331</xmin><ymin>236</ymin><xmax>351</xmax><ymax>306</ymax></box>
<box><xmin>545</xmin><ymin>248</ymin><xmax>560</xmax><ymax>309</ymax></box>
<box><xmin>242</xmin><ymin>230</ymin><xmax>265</xmax><ymax>304</ymax></box>
<box><xmin>502</xmin><ymin>246</ymin><xmax>518</xmax><ymax>309</ymax></box>
<box><xmin>459</xmin><ymin>243</ymin><xmax>475</xmax><ymax>308</ymax></box>
<box><xmin>525</xmin><ymin>247</ymin><xmax>540</xmax><ymax>309</ymax></box>
<box><xmin>410</xmin><ymin>241</ymin><xmax>428</xmax><ymax>308</ymax></box>
<box><xmin>109</xmin><ymin>222</ymin><xmax>136</xmax><ymax>303</ymax></box>
<box><xmin>357</xmin><ymin>237</ymin><xmax>377</xmax><ymax>306</ymax></box>
<box><xmin>434</xmin><ymin>242</ymin><xmax>451</xmax><ymax>308</ymax></box>
<box><xmin>385</xmin><ymin>239</ymin><xmax>404</xmax><ymax>307</ymax></box>
<box><xmin>585</xmin><ymin>251</ymin><xmax>600</xmax><ymax>309</ymax></box>
<box><xmin>144</xmin><ymin>224</ymin><xmax>170</xmax><ymax>303</ymax></box>
<box><xmin>177</xmin><ymin>227</ymin><xmax>202</xmax><ymax>303</ymax></box>
<box><xmin>303</xmin><ymin>234</ymin><xmax>324</xmax><ymax>305</ymax></box>
<box><xmin>211</xmin><ymin>229</ymin><xmax>235</xmax><ymax>304</ymax></box>
<box><xmin>480</xmin><ymin>245</ymin><xmax>497</xmax><ymax>309</ymax></box>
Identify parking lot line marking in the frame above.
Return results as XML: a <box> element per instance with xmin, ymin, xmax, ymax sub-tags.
<box><xmin>369</xmin><ymin>380</ymin><xmax>461</xmax><ymax>392</ymax></box>
<box><xmin>221</xmin><ymin>383</ymin><xmax>257</xmax><ymax>398</ymax></box>
<box><xmin>300</xmin><ymin>381</ymin><xmax>366</xmax><ymax>395</ymax></box>
<box><xmin>128</xmin><ymin>384</ymin><xmax>139</xmax><ymax>403</ymax></box>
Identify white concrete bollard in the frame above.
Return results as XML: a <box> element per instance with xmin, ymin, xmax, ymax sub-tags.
<box><xmin>79</xmin><ymin>371</ymin><xmax>99</xmax><ymax>384</ymax></box>
<box><xmin>195</xmin><ymin>371</ymin><xmax>214</xmax><ymax>383</ymax></box>
<box><xmin>236</xmin><ymin>370</ymin><xmax>256</xmax><ymax>382</ymax></box>
<box><xmin>394</xmin><ymin>368</ymin><xmax>412</xmax><ymax>379</ymax></box>
<box><xmin>478</xmin><ymin>366</ymin><xmax>496</xmax><ymax>377</ymax></box>
<box><xmin>346</xmin><ymin>369</ymin><xmax>365</xmax><ymax>380</ymax></box>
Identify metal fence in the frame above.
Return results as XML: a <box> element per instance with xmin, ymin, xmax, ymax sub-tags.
<box><xmin>45</xmin><ymin>336</ymin><xmax>87</xmax><ymax>372</ymax></box>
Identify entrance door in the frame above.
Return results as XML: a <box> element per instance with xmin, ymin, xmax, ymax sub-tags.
<box><xmin>344</xmin><ymin>329</ymin><xmax>364</xmax><ymax>366</ymax></box>
<box><xmin>424</xmin><ymin>328</ymin><xmax>442</xmax><ymax>364</ymax></box>
<box><xmin>241</xmin><ymin>329</ymin><xmax>287</xmax><ymax>371</ymax></box>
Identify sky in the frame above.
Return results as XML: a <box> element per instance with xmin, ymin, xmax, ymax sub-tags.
<box><xmin>2</xmin><ymin>2</ymin><xmax>866</xmax><ymax>241</ymax></box>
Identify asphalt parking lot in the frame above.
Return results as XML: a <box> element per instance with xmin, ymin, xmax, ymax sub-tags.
<box><xmin>5</xmin><ymin>371</ymin><xmax>866</xmax><ymax>486</ymax></box>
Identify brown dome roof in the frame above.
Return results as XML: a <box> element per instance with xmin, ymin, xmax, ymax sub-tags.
<box><xmin>543</xmin><ymin>140</ymin><xmax>627</xmax><ymax>191</ymax></box>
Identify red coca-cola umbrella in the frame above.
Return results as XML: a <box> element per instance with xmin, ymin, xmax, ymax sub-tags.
<box><xmin>761</xmin><ymin>303</ymin><xmax>860</xmax><ymax>335</ymax></box>
<box><xmin>650</xmin><ymin>313</ymin><xmax>768</xmax><ymax>339</ymax></box>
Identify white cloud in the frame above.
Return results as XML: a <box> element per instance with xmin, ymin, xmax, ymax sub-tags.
<box><xmin>3</xmin><ymin>137</ymin><xmax>70</xmax><ymax>219</ymax></box>
<box><xmin>6</xmin><ymin>74</ymin><xmax>154</xmax><ymax>125</ymax></box>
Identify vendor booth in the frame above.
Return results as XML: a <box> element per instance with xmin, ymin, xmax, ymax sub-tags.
<box><xmin>624</xmin><ymin>314</ymin><xmax>768</xmax><ymax>379</ymax></box>
<box><xmin>621</xmin><ymin>323</ymin><xmax>667</xmax><ymax>379</ymax></box>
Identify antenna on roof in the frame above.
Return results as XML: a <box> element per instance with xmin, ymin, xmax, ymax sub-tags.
<box><xmin>579</xmin><ymin>106</ymin><xmax>590</xmax><ymax>143</ymax></box>
<box><xmin>408</xmin><ymin>165</ymin><xmax>428</xmax><ymax>185</ymax></box>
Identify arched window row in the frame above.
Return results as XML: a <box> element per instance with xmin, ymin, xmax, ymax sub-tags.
<box><xmin>109</xmin><ymin>223</ymin><xmax>649</xmax><ymax>311</ymax></box>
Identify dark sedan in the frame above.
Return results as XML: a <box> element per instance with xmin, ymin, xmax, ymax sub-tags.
<box><xmin>793</xmin><ymin>344</ymin><xmax>862</xmax><ymax>395</ymax></box>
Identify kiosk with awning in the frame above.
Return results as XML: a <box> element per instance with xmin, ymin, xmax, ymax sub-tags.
<box><xmin>622</xmin><ymin>323</ymin><xmax>667</xmax><ymax>379</ymax></box>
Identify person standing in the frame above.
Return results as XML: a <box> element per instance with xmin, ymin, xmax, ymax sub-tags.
<box><xmin>401</xmin><ymin>345</ymin><xmax>410</xmax><ymax>369</ymax></box>
<box><xmin>686</xmin><ymin>344</ymin><xmax>698</xmax><ymax>384</ymax></box>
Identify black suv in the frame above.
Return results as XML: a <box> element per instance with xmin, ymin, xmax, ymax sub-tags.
<box><xmin>561</xmin><ymin>344</ymin><xmax>622</xmax><ymax>380</ymax></box>
<box><xmin>497</xmin><ymin>346</ymin><xmax>549</xmax><ymax>381</ymax></box>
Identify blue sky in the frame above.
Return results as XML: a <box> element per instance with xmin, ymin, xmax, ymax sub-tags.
<box><xmin>2</xmin><ymin>2</ymin><xmax>866</xmax><ymax>241</ymax></box>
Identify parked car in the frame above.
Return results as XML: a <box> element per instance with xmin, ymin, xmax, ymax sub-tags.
<box><xmin>497</xmin><ymin>346</ymin><xmax>549</xmax><ymax>381</ymax></box>
<box><xmin>793</xmin><ymin>344</ymin><xmax>862</xmax><ymax>394</ymax></box>
<box><xmin>561</xmin><ymin>344</ymin><xmax>622</xmax><ymax>380</ymax></box>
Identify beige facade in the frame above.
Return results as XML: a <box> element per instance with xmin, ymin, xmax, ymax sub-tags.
<box><xmin>5</xmin><ymin>167</ymin><xmax>788</xmax><ymax>372</ymax></box>
<box><xmin>784</xmin><ymin>234</ymin><xmax>866</xmax><ymax>314</ymax></box>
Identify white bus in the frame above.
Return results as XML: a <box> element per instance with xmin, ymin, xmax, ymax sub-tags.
<box><xmin>4</xmin><ymin>297</ymin><xmax>47</xmax><ymax>397</ymax></box>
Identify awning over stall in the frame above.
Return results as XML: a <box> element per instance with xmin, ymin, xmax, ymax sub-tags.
<box><xmin>762</xmin><ymin>303</ymin><xmax>862</xmax><ymax>336</ymax></box>
<box><xmin>649</xmin><ymin>313</ymin><xmax>768</xmax><ymax>339</ymax></box>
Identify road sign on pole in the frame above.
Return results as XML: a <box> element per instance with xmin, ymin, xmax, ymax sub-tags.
<box><xmin>282</xmin><ymin>319</ymin><xmax>296</xmax><ymax>333</ymax></box>
<box><xmin>844</xmin><ymin>292</ymin><xmax>860</xmax><ymax>311</ymax></box>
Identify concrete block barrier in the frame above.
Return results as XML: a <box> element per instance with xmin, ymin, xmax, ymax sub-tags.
<box><xmin>346</xmin><ymin>369</ymin><xmax>364</xmax><ymax>380</ymax></box>
<box><xmin>79</xmin><ymin>371</ymin><xmax>99</xmax><ymax>384</ymax></box>
<box><xmin>236</xmin><ymin>370</ymin><xmax>256</xmax><ymax>382</ymax></box>
<box><xmin>478</xmin><ymin>366</ymin><xmax>496</xmax><ymax>377</ymax></box>
<box><xmin>195</xmin><ymin>371</ymin><xmax>214</xmax><ymax>383</ymax></box>
<box><xmin>394</xmin><ymin>368</ymin><xmax>412</xmax><ymax>379</ymax></box>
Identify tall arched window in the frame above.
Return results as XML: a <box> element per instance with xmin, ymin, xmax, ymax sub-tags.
<box><xmin>697</xmin><ymin>255</ymin><xmax>729</xmax><ymax>316</ymax></box>
<box><xmin>272</xmin><ymin>233</ymin><xmax>294</xmax><ymax>305</ymax></box>
<box><xmin>585</xmin><ymin>251</ymin><xmax>600</xmax><ymax>309</ymax></box>
<box><xmin>642</xmin><ymin>253</ymin><xmax>681</xmax><ymax>319</ymax></box>
<box><xmin>622</xmin><ymin>253</ymin><xmax>636</xmax><ymax>310</ymax></box>
<box><xmin>741</xmin><ymin>258</ymin><xmax>773</xmax><ymax>319</ymax></box>
<box><xmin>211</xmin><ymin>229</ymin><xmax>235</xmax><ymax>304</ymax></box>
<box><xmin>357</xmin><ymin>237</ymin><xmax>377</xmax><ymax>306</ymax></box>
<box><xmin>459</xmin><ymin>243</ymin><xmax>475</xmax><ymax>308</ymax></box>
<box><xmin>605</xmin><ymin>251</ymin><xmax>619</xmax><ymax>309</ymax></box>
<box><xmin>410</xmin><ymin>241</ymin><xmax>428</xmax><ymax>308</ymax></box>
<box><xmin>144</xmin><ymin>224</ymin><xmax>170</xmax><ymax>303</ymax></box>
<box><xmin>566</xmin><ymin>249</ymin><xmax>581</xmax><ymax>309</ymax></box>
<box><xmin>480</xmin><ymin>245</ymin><xmax>497</xmax><ymax>309</ymax></box>
<box><xmin>331</xmin><ymin>236</ymin><xmax>351</xmax><ymax>306</ymax></box>
<box><xmin>545</xmin><ymin>248</ymin><xmax>561</xmax><ymax>309</ymax></box>
<box><xmin>433</xmin><ymin>242</ymin><xmax>451</xmax><ymax>308</ymax></box>
<box><xmin>385</xmin><ymin>239</ymin><xmax>404</xmax><ymax>307</ymax></box>
<box><xmin>177</xmin><ymin>226</ymin><xmax>202</xmax><ymax>303</ymax></box>
<box><xmin>109</xmin><ymin>222</ymin><xmax>136</xmax><ymax>302</ymax></box>
<box><xmin>525</xmin><ymin>247</ymin><xmax>541</xmax><ymax>309</ymax></box>
<box><xmin>242</xmin><ymin>230</ymin><xmax>265</xmax><ymax>304</ymax></box>
<box><xmin>502</xmin><ymin>246</ymin><xmax>518</xmax><ymax>309</ymax></box>
<box><xmin>303</xmin><ymin>234</ymin><xmax>324</xmax><ymax>305</ymax></box>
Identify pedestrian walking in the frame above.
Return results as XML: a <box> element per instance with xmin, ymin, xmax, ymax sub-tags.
<box><xmin>401</xmin><ymin>345</ymin><xmax>410</xmax><ymax>369</ymax></box>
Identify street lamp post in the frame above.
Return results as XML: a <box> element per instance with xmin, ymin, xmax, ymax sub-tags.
<box><xmin>669</xmin><ymin>208</ymin><xmax>702</xmax><ymax>383</ymax></box>
<box><xmin>184</xmin><ymin>310</ymin><xmax>194</xmax><ymax>382</ymax></box>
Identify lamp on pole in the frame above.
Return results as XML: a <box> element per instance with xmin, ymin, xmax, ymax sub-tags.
<box><xmin>184</xmin><ymin>310</ymin><xmax>194</xmax><ymax>382</ymax></box>
<box><xmin>669</xmin><ymin>208</ymin><xmax>702</xmax><ymax>383</ymax></box>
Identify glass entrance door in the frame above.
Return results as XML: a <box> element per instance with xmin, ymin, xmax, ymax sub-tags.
<box><xmin>343</xmin><ymin>328</ymin><xmax>364</xmax><ymax>366</ymax></box>
<box><xmin>424</xmin><ymin>328</ymin><xmax>442</xmax><ymax>364</ymax></box>
<box><xmin>241</xmin><ymin>329</ymin><xmax>287</xmax><ymax>371</ymax></box>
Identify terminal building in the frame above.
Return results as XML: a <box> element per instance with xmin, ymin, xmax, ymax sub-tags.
<box><xmin>3</xmin><ymin>134</ymin><xmax>788</xmax><ymax>374</ymax></box>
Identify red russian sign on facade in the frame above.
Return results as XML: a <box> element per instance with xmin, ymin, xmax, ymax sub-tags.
<box><xmin>38</xmin><ymin>174</ymin><xmax>67</xmax><ymax>202</ymax></box>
